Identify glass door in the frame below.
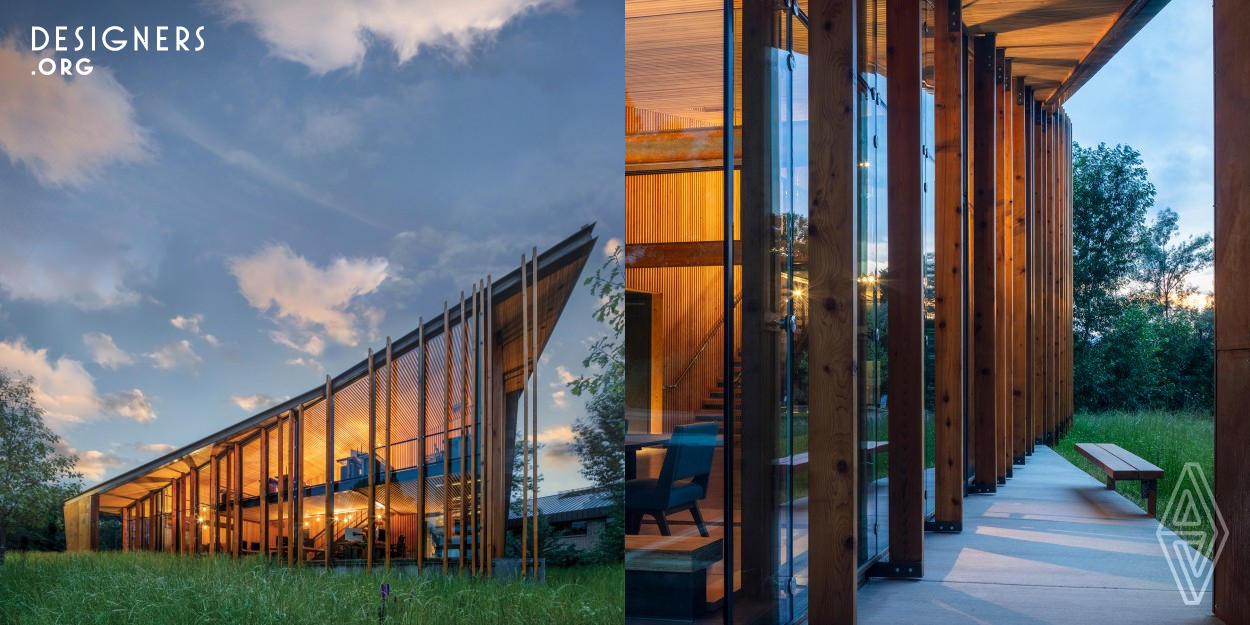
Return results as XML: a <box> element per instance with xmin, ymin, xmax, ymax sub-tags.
<box><xmin>772</xmin><ymin>3</ymin><xmax>810</xmax><ymax>622</ymax></box>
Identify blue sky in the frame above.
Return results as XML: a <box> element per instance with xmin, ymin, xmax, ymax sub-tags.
<box><xmin>0</xmin><ymin>0</ymin><xmax>622</xmax><ymax>493</ymax></box>
<box><xmin>1066</xmin><ymin>0</ymin><xmax>1214</xmax><ymax>292</ymax></box>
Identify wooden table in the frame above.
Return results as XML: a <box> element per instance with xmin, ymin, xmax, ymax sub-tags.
<box><xmin>625</xmin><ymin>433</ymin><xmax>670</xmax><ymax>480</ymax></box>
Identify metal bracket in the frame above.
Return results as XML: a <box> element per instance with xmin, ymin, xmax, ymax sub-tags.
<box><xmin>868</xmin><ymin>560</ymin><xmax>923</xmax><ymax>579</ymax></box>
<box><xmin>968</xmin><ymin>482</ymin><xmax>996</xmax><ymax>494</ymax></box>
<box><xmin>925</xmin><ymin>519</ymin><xmax>962</xmax><ymax>533</ymax></box>
<box><xmin>1013</xmin><ymin>456</ymin><xmax>1027</xmax><ymax>465</ymax></box>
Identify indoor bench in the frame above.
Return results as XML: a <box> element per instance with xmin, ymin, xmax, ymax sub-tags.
<box><xmin>625</xmin><ymin>534</ymin><xmax>723</xmax><ymax>621</ymax></box>
<box><xmin>1074</xmin><ymin>443</ymin><xmax>1165</xmax><ymax>516</ymax></box>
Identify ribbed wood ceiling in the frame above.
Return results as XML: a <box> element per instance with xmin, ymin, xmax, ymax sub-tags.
<box><xmin>963</xmin><ymin>0</ymin><xmax>1132</xmax><ymax>101</ymax></box>
<box><xmin>626</xmin><ymin>0</ymin><xmax>1145</xmax><ymax>125</ymax></box>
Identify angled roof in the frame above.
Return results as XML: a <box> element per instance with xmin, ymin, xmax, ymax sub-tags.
<box><xmin>70</xmin><ymin>225</ymin><xmax>598</xmax><ymax>513</ymax></box>
<box><xmin>508</xmin><ymin>486</ymin><xmax>617</xmax><ymax>525</ymax></box>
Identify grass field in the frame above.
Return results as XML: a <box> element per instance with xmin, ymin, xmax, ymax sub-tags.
<box><xmin>0</xmin><ymin>552</ymin><xmax>623</xmax><ymax>625</ymax></box>
<box><xmin>1052</xmin><ymin>409</ymin><xmax>1215</xmax><ymax>556</ymax></box>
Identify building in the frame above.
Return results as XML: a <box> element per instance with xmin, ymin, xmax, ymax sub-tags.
<box><xmin>508</xmin><ymin>486</ymin><xmax>617</xmax><ymax>553</ymax></box>
<box><xmin>624</xmin><ymin>1</ymin><xmax>1250</xmax><ymax>624</ymax></box>
<box><xmin>63</xmin><ymin>226</ymin><xmax>597</xmax><ymax>578</ymax></box>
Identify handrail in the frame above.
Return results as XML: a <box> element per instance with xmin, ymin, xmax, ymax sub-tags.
<box><xmin>665</xmin><ymin>292</ymin><xmax>742</xmax><ymax>390</ymax></box>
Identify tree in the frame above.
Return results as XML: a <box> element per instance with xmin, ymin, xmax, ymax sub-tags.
<box><xmin>1072</xmin><ymin>142</ymin><xmax>1156</xmax><ymax>341</ymax></box>
<box><xmin>568</xmin><ymin>247</ymin><xmax>625</xmax><ymax>564</ymax></box>
<box><xmin>0</xmin><ymin>369</ymin><xmax>82</xmax><ymax>564</ymax></box>
<box><xmin>1136</xmin><ymin>207</ymin><xmax>1213</xmax><ymax>318</ymax></box>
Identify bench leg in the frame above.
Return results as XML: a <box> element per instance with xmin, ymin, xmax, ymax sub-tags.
<box><xmin>1145</xmin><ymin>480</ymin><xmax>1157</xmax><ymax>517</ymax></box>
<box><xmin>690</xmin><ymin>503</ymin><xmax>709</xmax><ymax>538</ymax></box>
<box><xmin>1106</xmin><ymin>477</ymin><xmax>1116</xmax><ymax>491</ymax></box>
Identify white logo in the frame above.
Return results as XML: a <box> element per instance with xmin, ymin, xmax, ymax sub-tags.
<box><xmin>1156</xmin><ymin>462</ymin><xmax>1227</xmax><ymax>606</ymax></box>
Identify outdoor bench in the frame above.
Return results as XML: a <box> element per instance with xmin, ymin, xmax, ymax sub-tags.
<box><xmin>1074</xmin><ymin>443</ymin><xmax>1164</xmax><ymax>516</ymax></box>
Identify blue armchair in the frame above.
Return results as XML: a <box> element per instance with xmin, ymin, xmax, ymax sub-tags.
<box><xmin>624</xmin><ymin>422</ymin><xmax>717</xmax><ymax>537</ymax></box>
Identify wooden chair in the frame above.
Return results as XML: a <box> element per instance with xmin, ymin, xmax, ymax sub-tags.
<box><xmin>625</xmin><ymin>422</ymin><xmax>718</xmax><ymax>537</ymax></box>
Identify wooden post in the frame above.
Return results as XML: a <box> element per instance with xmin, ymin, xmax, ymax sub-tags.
<box><xmin>931</xmin><ymin>0</ymin><xmax>965</xmax><ymax>533</ymax></box>
<box><xmin>1040</xmin><ymin>109</ymin><xmax>1053</xmax><ymax>445</ymax></box>
<box><xmin>277</xmin><ymin>416</ymin><xmax>284</xmax><ymax>564</ymax></box>
<box><xmin>1011</xmin><ymin>76</ymin><xmax>1029</xmax><ymax>465</ymax></box>
<box><xmin>386</xmin><ymin>337</ymin><xmax>396</xmax><ymax>571</ymax></box>
<box><xmin>808</xmin><ymin>0</ymin><xmax>859</xmax><ymax>620</ymax></box>
<box><xmin>459</xmin><ymin>291</ymin><xmax>468</xmax><ymax>577</ymax></box>
<box><xmin>530</xmin><ymin>250</ymin><xmax>540</xmax><ymax>574</ymax></box>
<box><xmin>471</xmin><ymin>284</ymin><xmax>481</xmax><ymax>575</ymax></box>
<box><xmin>971</xmin><ymin>34</ymin><xmax>998</xmax><ymax>492</ymax></box>
<box><xmin>190</xmin><ymin>466</ymin><xmax>199</xmax><ymax>555</ymax></box>
<box><xmin>520</xmin><ymin>259</ymin><xmax>531</xmax><ymax>577</ymax></box>
<box><xmin>414</xmin><ymin>329</ymin><xmax>426</xmax><ymax>571</ymax></box>
<box><xmin>443</xmin><ymin>303</ymin><xmax>452</xmax><ymax>576</ymax></box>
<box><xmin>260</xmin><ymin>425</ymin><xmax>269</xmax><ymax>559</ymax></box>
<box><xmin>995</xmin><ymin>51</ymin><xmax>1012</xmax><ymax>482</ymax></box>
<box><xmin>885</xmin><ymin>0</ymin><xmax>924</xmax><ymax>571</ymax></box>
<box><xmin>233</xmin><ymin>442</ymin><xmax>242</xmax><ymax>560</ymax></box>
<box><xmin>740</xmin><ymin>0</ymin><xmax>781</xmax><ymax>595</ymax></box>
<box><xmin>324</xmin><ymin>375</ymin><xmax>334</xmax><ymax>572</ymax></box>
<box><xmin>484</xmin><ymin>277</ymin><xmax>495</xmax><ymax>577</ymax></box>
<box><xmin>209</xmin><ymin>453</ymin><xmax>217</xmax><ymax>556</ymax></box>
<box><xmin>366</xmin><ymin>348</ymin><xmax>376</xmax><ymax>571</ymax></box>
<box><xmin>294</xmin><ymin>406</ymin><xmax>303</xmax><ymax>567</ymax></box>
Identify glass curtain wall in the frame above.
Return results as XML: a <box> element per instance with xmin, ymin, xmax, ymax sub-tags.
<box><xmin>857</xmin><ymin>0</ymin><xmax>890</xmax><ymax>570</ymax></box>
<box><xmin>922</xmin><ymin>0</ymin><xmax>938</xmax><ymax>519</ymax></box>
<box><xmin>624</xmin><ymin>1</ymin><xmax>815</xmax><ymax>622</ymax></box>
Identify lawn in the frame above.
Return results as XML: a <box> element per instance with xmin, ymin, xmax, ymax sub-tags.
<box><xmin>0</xmin><ymin>552</ymin><xmax>623</xmax><ymax>625</ymax></box>
<box><xmin>1052</xmin><ymin>409</ymin><xmax>1216</xmax><ymax>556</ymax></box>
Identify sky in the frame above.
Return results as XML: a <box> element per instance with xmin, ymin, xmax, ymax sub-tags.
<box><xmin>1065</xmin><ymin>0</ymin><xmax>1214</xmax><ymax>292</ymax></box>
<box><xmin>0</xmin><ymin>0</ymin><xmax>623</xmax><ymax>494</ymax></box>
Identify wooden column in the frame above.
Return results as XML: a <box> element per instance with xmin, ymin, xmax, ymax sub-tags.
<box><xmin>970</xmin><ymin>34</ymin><xmax>998</xmax><ymax>492</ymax></box>
<box><xmin>233</xmin><ymin>442</ymin><xmax>242</xmax><ymax>560</ymax></box>
<box><xmin>294</xmin><ymin>406</ymin><xmax>303</xmax><ymax>566</ymax></box>
<box><xmin>260</xmin><ymin>426</ymin><xmax>269</xmax><ymax>559</ymax></box>
<box><xmin>366</xmin><ymin>348</ymin><xmax>377</xmax><ymax>571</ymax></box>
<box><xmin>1039</xmin><ymin>110</ymin><xmax>1053</xmax><ymax>444</ymax></box>
<box><xmin>1213</xmin><ymin>0</ymin><xmax>1250</xmax><ymax>618</ymax></box>
<box><xmin>995</xmin><ymin>51</ymin><xmax>1012</xmax><ymax>482</ymax></box>
<box><xmin>931</xmin><ymin>0</ymin><xmax>965</xmax><ymax>532</ymax></box>
<box><xmin>740</xmin><ymin>0</ymin><xmax>781</xmax><ymax>596</ymax></box>
<box><xmin>414</xmin><ymin>330</ymin><xmax>426</xmax><ymax>571</ymax></box>
<box><xmin>884</xmin><ymin>0</ymin><xmax>924</xmax><ymax>571</ymax></box>
<box><xmin>386</xmin><ymin>337</ymin><xmax>398</xmax><ymax>571</ymax></box>
<box><xmin>443</xmin><ymin>304</ymin><xmax>453</xmax><ymax>576</ymax></box>
<box><xmin>1011</xmin><ymin>77</ymin><xmax>1029</xmax><ymax>464</ymax></box>
<box><xmin>1050</xmin><ymin>110</ymin><xmax>1061</xmax><ymax>443</ymax></box>
<box><xmin>324</xmin><ymin>376</ymin><xmax>334</xmax><ymax>571</ymax></box>
<box><xmin>808</xmin><ymin>0</ymin><xmax>859</xmax><ymax>620</ymax></box>
<box><xmin>209</xmin><ymin>454</ymin><xmax>218</xmax><ymax>555</ymax></box>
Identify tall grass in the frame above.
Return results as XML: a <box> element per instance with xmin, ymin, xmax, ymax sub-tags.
<box><xmin>0</xmin><ymin>552</ymin><xmax>623</xmax><ymax>625</ymax></box>
<box><xmin>1052</xmin><ymin>409</ymin><xmax>1215</xmax><ymax>555</ymax></box>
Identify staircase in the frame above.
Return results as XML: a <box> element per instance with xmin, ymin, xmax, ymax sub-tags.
<box><xmin>694</xmin><ymin>354</ymin><xmax>741</xmax><ymax>434</ymax></box>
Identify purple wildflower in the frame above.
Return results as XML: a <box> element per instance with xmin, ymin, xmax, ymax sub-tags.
<box><xmin>381</xmin><ymin>582</ymin><xmax>392</xmax><ymax>599</ymax></box>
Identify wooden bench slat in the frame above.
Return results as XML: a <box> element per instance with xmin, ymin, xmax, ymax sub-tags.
<box><xmin>1097</xmin><ymin>444</ymin><xmax>1165</xmax><ymax>479</ymax></box>
<box><xmin>1075</xmin><ymin>443</ymin><xmax>1141</xmax><ymax>479</ymax></box>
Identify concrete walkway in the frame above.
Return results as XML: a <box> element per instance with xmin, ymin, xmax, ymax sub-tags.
<box><xmin>858</xmin><ymin>446</ymin><xmax>1220</xmax><ymax>625</ymax></box>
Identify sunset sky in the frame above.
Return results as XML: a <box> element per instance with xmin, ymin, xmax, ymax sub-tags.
<box><xmin>0</xmin><ymin>0</ymin><xmax>622</xmax><ymax>493</ymax></box>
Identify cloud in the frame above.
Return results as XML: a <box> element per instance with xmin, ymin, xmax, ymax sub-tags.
<box><xmin>287</xmin><ymin>357</ymin><xmax>325</xmax><ymax>374</ymax></box>
<box><xmin>551</xmin><ymin>389</ymin><xmax>569</xmax><ymax>409</ymax></box>
<box><xmin>230</xmin><ymin>393</ymin><xmax>287</xmax><ymax>412</ymax></box>
<box><xmin>146</xmin><ymin>339</ymin><xmax>202</xmax><ymax>370</ymax></box>
<box><xmin>134</xmin><ymin>442</ymin><xmax>176</xmax><ymax>454</ymax></box>
<box><xmin>101</xmin><ymin>389</ymin><xmax>156</xmax><ymax>424</ymax></box>
<box><xmin>536</xmin><ymin>425</ymin><xmax>577</xmax><ymax>471</ymax></box>
<box><xmin>82</xmin><ymin>332</ymin><xmax>134</xmax><ymax>369</ymax></box>
<box><xmin>55</xmin><ymin>441</ymin><xmax>129</xmax><ymax>483</ymax></box>
<box><xmin>171</xmin><ymin>314</ymin><xmax>204</xmax><ymax>334</ymax></box>
<box><xmin>0</xmin><ymin>242</ymin><xmax>145</xmax><ymax>311</ymax></box>
<box><xmin>216</xmin><ymin>0</ymin><xmax>567</xmax><ymax>74</ymax></box>
<box><xmin>203</xmin><ymin>334</ymin><xmax>221</xmax><ymax>347</ymax></box>
<box><xmin>554</xmin><ymin>365</ymin><xmax>576</xmax><ymax>385</ymax></box>
<box><xmin>228</xmin><ymin>243</ymin><xmax>388</xmax><ymax>354</ymax></box>
<box><xmin>603</xmin><ymin>237</ymin><xmax>622</xmax><ymax>258</ymax></box>
<box><xmin>0</xmin><ymin>37</ymin><xmax>149</xmax><ymax>186</ymax></box>
<box><xmin>0</xmin><ymin>338</ymin><xmax>156</xmax><ymax>429</ymax></box>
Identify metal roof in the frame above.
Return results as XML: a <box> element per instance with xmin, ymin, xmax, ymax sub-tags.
<box><xmin>508</xmin><ymin>486</ymin><xmax>617</xmax><ymax>525</ymax></box>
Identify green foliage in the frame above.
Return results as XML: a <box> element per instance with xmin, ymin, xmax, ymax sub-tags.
<box><xmin>1070</xmin><ymin>144</ymin><xmax>1214</xmax><ymax>412</ymax></box>
<box><xmin>0</xmin><ymin>551</ymin><xmax>624</xmax><ymax>624</ymax></box>
<box><xmin>567</xmin><ymin>248</ymin><xmax>624</xmax><ymax>564</ymax></box>
<box><xmin>1053</xmin><ymin>410</ymin><xmax>1214</xmax><ymax>556</ymax></box>
<box><xmin>0</xmin><ymin>369</ymin><xmax>83</xmax><ymax>564</ymax></box>
<box><xmin>504</xmin><ymin>512</ymin><xmax>583</xmax><ymax>568</ymax></box>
